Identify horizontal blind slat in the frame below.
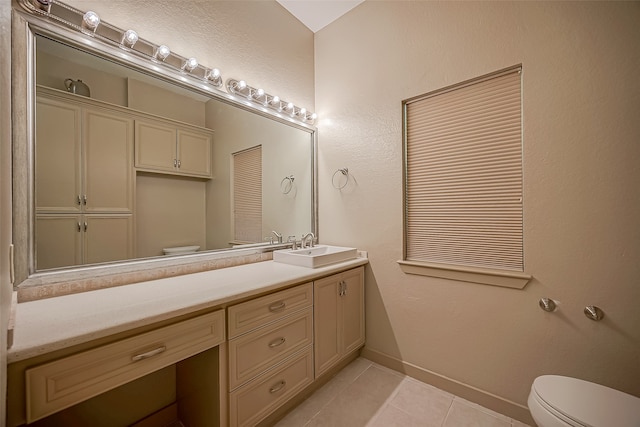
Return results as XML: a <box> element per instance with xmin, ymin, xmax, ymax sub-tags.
<box><xmin>405</xmin><ymin>68</ymin><xmax>523</xmax><ymax>271</ymax></box>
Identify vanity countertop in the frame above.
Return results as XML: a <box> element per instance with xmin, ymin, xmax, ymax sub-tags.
<box><xmin>8</xmin><ymin>256</ymin><xmax>368</xmax><ymax>363</ymax></box>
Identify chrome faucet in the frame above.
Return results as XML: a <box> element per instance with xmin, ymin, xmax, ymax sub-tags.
<box><xmin>272</xmin><ymin>230</ymin><xmax>283</xmax><ymax>244</ymax></box>
<box><xmin>301</xmin><ymin>232</ymin><xmax>315</xmax><ymax>249</ymax></box>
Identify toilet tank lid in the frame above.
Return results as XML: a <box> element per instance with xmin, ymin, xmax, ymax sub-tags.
<box><xmin>533</xmin><ymin>375</ymin><xmax>640</xmax><ymax>427</ymax></box>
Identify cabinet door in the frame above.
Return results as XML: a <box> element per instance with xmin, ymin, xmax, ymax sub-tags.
<box><xmin>341</xmin><ymin>267</ymin><xmax>365</xmax><ymax>355</ymax></box>
<box><xmin>134</xmin><ymin>120</ymin><xmax>177</xmax><ymax>173</ymax></box>
<box><xmin>36</xmin><ymin>215</ymin><xmax>82</xmax><ymax>270</ymax></box>
<box><xmin>177</xmin><ymin>128</ymin><xmax>212</xmax><ymax>177</ymax></box>
<box><xmin>83</xmin><ymin>108</ymin><xmax>134</xmax><ymax>213</ymax></box>
<box><xmin>83</xmin><ymin>215</ymin><xmax>134</xmax><ymax>265</ymax></box>
<box><xmin>313</xmin><ymin>276</ymin><xmax>341</xmax><ymax>377</ymax></box>
<box><xmin>35</xmin><ymin>97</ymin><xmax>82</xmax><ymax>213</ymax></box>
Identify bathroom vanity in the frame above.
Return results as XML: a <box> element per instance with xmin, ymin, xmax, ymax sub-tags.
<box><xmin>6</xmin><ymin>257</ymin><xmax>367</xmax><ymax>426</ymax></box>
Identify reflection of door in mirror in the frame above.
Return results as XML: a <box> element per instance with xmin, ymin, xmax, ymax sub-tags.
<box><xmin>232</xmin><ymin>146</ymin><xmax>263</xmax><ymax>244</ymax></box>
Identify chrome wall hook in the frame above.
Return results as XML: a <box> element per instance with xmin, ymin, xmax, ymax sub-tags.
<box><xmin>539</xmin><ymin>298</ymin><xmax>558</xmax><ymax>312</ymax></box>
<box><xmin>584</xmin><ymin>306</ymin><xmax>604</xmax><ymax>321</ymax></box>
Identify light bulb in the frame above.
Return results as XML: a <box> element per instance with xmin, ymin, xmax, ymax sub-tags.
<box><xmin>82</xmin><ymin>11</ymin><xmax>100</xmax><ymax>31</ymax></box>
<box><xmin>183</xmin><ymin>57</ymin><xmax>198</xmax><ymax>72</ymax></box>
<box><xmin>122</xmin><ymin>30</ymin><xmax>138</xmax><ymax>48</ymax></box>
<box><xmin>238</xmin><ymin>80</ymin><xmax>247</xmax><ymax>90</ymax></box>
<box><xmin>206</xmin><ymin>68</ymin><xmax>222</xmax><ymax>86</ymax></box>
<box><xmin>286</xmin><ymin>102</ymin><xmax>294</xmax><ymax>111</ymax></box>
<box><xmin>299</xmin><ymin>108</ymin><xmax>307</xmax><ymax>117</ymax></box>
<box><xmin>271</xmin><ymin>95</ymin><xmax>280</xmax><ymax>105</ymax></box>
<box><xmin>257</xmin><ymin>88</ymin><xmax>265</xmax><ymax>97</ymax></box>
<box><xmin>154</xmin><ymin>45</ymin><xmax>171</xmax><ymax>61</ymax></box>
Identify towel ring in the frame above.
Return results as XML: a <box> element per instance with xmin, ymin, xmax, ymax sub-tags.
<box><xmin>280</xmin><ymin>175</ymin><xmax>295</xmax><ymax>194</ymax></box>
<box><xmin>332</xmin><ymin>168</ymin><xmax>349</xmax><ymax>190</ymax></box>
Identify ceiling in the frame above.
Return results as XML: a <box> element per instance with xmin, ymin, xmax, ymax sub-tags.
<box><xmin>277</xmin><ymin>0</ymin><xmax>364</xmax><ymax>33</ymax></box>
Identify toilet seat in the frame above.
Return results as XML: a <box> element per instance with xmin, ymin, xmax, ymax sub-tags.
<box><xmin>531</xmin><ymin>375</ymin><xmax>640</xmax><ymax>427</ymax></box>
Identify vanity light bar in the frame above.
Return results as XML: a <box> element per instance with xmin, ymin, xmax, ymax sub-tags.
<box><xmin>21</xmin><ymin>0</ymin><xmax>221</xmax><ymax>83</ymax></box>
<box><xmin>227</xmin><ymin>78</ymin><xmax>317</xmax><ymax>124</ymax></box>
<box><xmin>20</xmin><ymin>0</ymin><xmax>315</xmax><ymax>125</ymax></box>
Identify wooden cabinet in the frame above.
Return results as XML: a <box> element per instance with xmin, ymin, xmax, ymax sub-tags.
<box><xmin>135</xmin><ymin>118</ymin><xmax>212</xmax><ymax>178</ymax></box>
<box><xmin>314</xmin><ymin>266</ymin><xmax>365</xmax><ymax>378</ymax></box>
<box><xmin>36</xmin><ymin>96</ymin><xmax>133</xmax><ymax>214</ymax></box>
<box><xmin>227</xmin><ymin>283</ymin><xmax>314</xmax><ymax>427</ymax></box>
<box><xmin>35</xmin><ymin>214</ymin><xmax>133</xmax><ymax>270</ymax></box>
<box><xmin>25</xmin><ymin>310</ymin><xmax>225</xmax><ymax>423</ymax></box>
<box><xmin>35</xmin><ymin>92</ymin><xmax>134</xmax><ymax>270</ymax></box>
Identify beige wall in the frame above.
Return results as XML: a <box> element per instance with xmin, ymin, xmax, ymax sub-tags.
<box><xmin>61</xmin><ymin>0</ymin><xmax>315</xmax><ymax>110</ymax></box>
<box><xmin>204</xmin><ymin>100</ymin><xmax>313</xmax><ymax>248</ymax></box>
<box><xmin>315</xmin><ymin>0</ymin><xmax>640</xmax><ymax>418</ymax></box>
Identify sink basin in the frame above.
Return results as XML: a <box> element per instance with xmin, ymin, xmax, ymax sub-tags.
<box><xmin>273</xmin><ymin>245</ymin><xmax>358</xmax><ymax>268</ymax></box>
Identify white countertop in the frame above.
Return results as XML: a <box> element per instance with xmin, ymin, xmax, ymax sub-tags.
<box><xmin>8</xmin><ymin>256</ymin><xmax>368</xmax><ymax>363</ymax></box>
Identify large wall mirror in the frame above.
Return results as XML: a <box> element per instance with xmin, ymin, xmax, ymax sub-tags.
<box><xmin>12</xmin><ymin>6</ymin><xmax>317</xmax><ymax>289</ymax></box>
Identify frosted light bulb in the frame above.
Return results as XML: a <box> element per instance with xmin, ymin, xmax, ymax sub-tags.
<box><xmin>122</xmin><ymin>30</ymin><xmax>138</xmax><ymax>47</ymax></box>
<box><xmin>82</xmin><ymin>11</ymin><xmax>100</xmax><ymax>30</ymax></box>
<box><xmin>184</xmin><ymin>57</ymin><xmax>198</xmax><ymax>72</ymax></box>
<box><xmin>154</xmin><ymin>45</ymin><xmax>171</xmax><ymax>61</ymax></box>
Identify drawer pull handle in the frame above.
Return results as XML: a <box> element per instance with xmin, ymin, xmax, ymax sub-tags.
<box><xmin>269</xmin><ymin>380</ymin><xmax>287</xmax><ymax>393</ymax></box>
<box><xmin>269</xmin><ymin>301</ymin><xmax>286</xmax><ymax>312</ymax></box>
<box><xmin>131</xmin><ymin>346</ymin><xmax>167</xmax><ymax>362</ymax></box>
<box><xmin>268</xmin><ymin>337</ymin><xmax>287</xmax><ymax>348</ymax></box>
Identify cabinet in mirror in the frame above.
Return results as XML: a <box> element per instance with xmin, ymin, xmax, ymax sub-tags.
<box><xmin>24</xmin><ymin>34</ymin><xmax>315</xmax><ymax>274</ymax></box>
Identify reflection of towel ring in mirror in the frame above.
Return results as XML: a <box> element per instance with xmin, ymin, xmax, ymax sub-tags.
<box><xmin>332</xmin><ymin>168</ymin><xmax>349</xmax><ymax>190</ymax></box>
<box><xmin>280</xmin><ymin>175</ymin><xmax>295</xmax><ymax>194</ymax></box>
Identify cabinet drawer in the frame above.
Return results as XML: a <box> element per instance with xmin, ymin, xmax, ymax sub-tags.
<box><xmin>228</xmin><ymin>308</ymin><xmax>312</xmax><ymax>390</ymax></box>
<box><xmin>227</xmin><ymin>282</ymin><xmax>312</xmax><ymax>339</ymax></box>
<box><xmin>229</xmin><ymin>348</ymin><xmax>313</xmax><ymax>427</ymax></box>
<box><xmin>26</xmin><ymin>309</ymin><xmax>225</xmax><ymax>423</ymax></box>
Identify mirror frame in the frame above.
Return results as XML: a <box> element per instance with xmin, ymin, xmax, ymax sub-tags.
<box><xmin>11</xmin><ymin>7</ymin><xmax>318</xmax><ymax>291</ymax></box>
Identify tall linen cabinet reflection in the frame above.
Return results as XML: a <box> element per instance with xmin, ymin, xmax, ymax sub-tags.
<box><xmin>35</xmin><ymin>90</ymin><xmax>134</xmax><ymax>270</ymax></box>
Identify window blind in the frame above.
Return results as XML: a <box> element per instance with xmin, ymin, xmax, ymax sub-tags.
<box><xmin>233</xmin><ymin>145</ymin><xmax>262</xmax><ymax>243</ymax></box>
<box><xmin>404</xmin><ymin>67</ymin><xmax>523</xmax><ymax>271</ymax></box>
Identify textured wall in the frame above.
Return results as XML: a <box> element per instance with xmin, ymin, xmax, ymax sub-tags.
<box><xmin>315</xmin><ymin>0</ymin><xmax>640</xmax><ymax>417</ymax></box>
<box><xmin>61</xmin><ymin>0</ymin><xmax>315</xmax><ymax>110</ymax></box>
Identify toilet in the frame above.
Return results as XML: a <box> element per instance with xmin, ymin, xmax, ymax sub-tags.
<box><xmin>528</xmin><ymin>375</ymin><xmax>640</xmax><ymax>427</ymax></box>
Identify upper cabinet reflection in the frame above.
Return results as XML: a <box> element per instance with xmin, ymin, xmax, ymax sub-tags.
<box><xmin>31</xmin><ymin>35</ymin><xmax>314</xmax><ymax>272</ymax></box>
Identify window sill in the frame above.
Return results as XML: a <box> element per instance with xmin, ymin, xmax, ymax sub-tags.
<box><xmin>397</xmin><ymin>260</ymin><xmax>531</xmax><ymax>289</ymax></box>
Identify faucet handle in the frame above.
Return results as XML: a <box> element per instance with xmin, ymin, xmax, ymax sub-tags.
<box><xmin>288</xmin><ymin>236</ymin><xmax>298</xmax><ymax>250</ymax></box>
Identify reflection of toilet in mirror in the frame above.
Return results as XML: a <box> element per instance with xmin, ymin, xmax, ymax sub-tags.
<box><xmin>528</xmin><ymin>375</ymin><xmax>640</xmax><ymax>427</ymax></box>
<box><xmin>162</xmin><ymin>245</ymin><xmax>200</xmax><ymax>256</ymax></box>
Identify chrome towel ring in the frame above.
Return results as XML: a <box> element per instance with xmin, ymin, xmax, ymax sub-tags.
<box><xmin>332</xmin><ymin>168</ymin><xmax>349</xmax><ymax>190</ymax></box>
<box><xmin>280</xmin><ymin>175</ymin><xmax>295</xmax><ymax>194</ymax></box>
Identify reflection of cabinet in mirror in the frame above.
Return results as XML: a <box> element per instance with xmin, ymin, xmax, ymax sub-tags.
<box><xmin>35</xmin><ymin>90</ymin><xmax>134</xmax><ymax>269</ymax></box>
<box><xmin>135</xmin><ymin>118</ymin><xmax>213</xmax><ymax>178</ymax></box>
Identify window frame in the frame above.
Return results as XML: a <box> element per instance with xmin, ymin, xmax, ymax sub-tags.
<box><xmin>399</xmin><ymin>65</ymin><xmax>531</xmax><ymax>288</ymax></box>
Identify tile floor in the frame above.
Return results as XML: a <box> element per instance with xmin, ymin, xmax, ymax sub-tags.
<box><xmin>275</xmin><ymin>358</ymin><xmax>531</xmax><ymax>427</ymax></box>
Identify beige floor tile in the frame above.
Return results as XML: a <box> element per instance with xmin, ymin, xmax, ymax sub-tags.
<box><xmin>276</xmin><ymin>358</ymin><xmax>529</xmax><ymax>427</ymax></box>
<box><xmin>443</xmin><ymin>399</ymin><xmax>512</xmax><ymax>427</ymax></box>
<box><xmin>367</xmin><ymin>404</ymin><xmax>426</xmax><ymax>427</ymax></box>
<box><xmin>305</xmin><ymin>388</ymin><xmax>384</xmax><ymax>427</ymax></box>
<box><xmin>388</xmin><ymin>377</ymin><xmax>454</xmax><ymax>426</ymax></box>
<box><xmin>346</xmin><ymin>365</ymin><xmax>405</xmax><ymax>405</ymax></box>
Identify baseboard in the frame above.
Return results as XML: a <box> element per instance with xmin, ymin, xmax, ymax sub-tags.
<box><xmin>361</xmin><ymin>347</ymin><xmax>535</xmax><ymax>426</ymax></box>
